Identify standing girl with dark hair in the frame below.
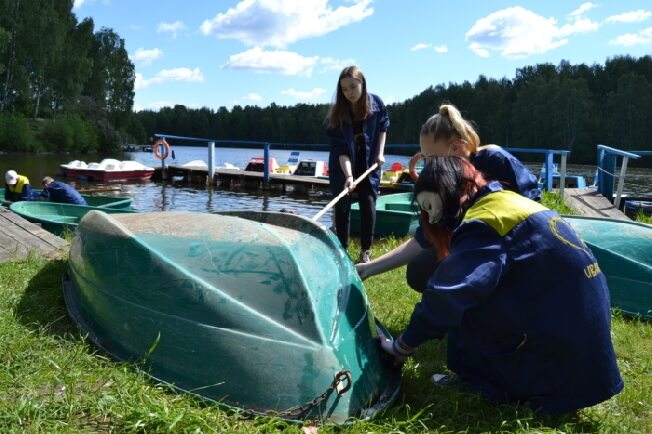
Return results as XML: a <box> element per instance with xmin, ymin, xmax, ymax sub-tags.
<box><xmin>326</xmin><ymin>65</ymin><xmax>389</xmax><ymax>263</ymax></box>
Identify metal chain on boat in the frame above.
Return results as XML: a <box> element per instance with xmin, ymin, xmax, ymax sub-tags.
<box><xmin>267</xmin><ymin>369</ymin><xmax>352</xmax><ymax>419</ymax></box>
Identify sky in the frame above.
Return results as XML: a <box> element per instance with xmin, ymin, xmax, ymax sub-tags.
<box><xmin>72</xmin><ymin>0</ymin><xmax>652</xmax><ymax>112</ymax></box>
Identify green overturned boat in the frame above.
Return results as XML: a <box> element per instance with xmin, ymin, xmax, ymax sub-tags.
<box><xmin>9</xmin><ymin>201</ymin><xmax>137</xmax><ymax>236</ymax></box>
<box><xmin>63</xmin><ymin>210</ymin><xmax>401</xmax><ymax>423</ymax></box>
<box><xmin>1</xmin><ymin>188</ymin><xmax>132</xmax><ymax>210</ymax></box>
<box><xmin>563</xmin><ymin>215</ymin><xmax>652</xmax><ymax>320</ymax></box>
<box><xmin>351</xmin><ymin>192</ymin><xmax>419</xmax><ymax>237</ymax></box>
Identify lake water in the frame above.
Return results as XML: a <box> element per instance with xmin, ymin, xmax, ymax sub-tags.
<box><xmin>2</xmin><ymin>146</ymin><xmax>651</xmax><ymax>228</ymax></box>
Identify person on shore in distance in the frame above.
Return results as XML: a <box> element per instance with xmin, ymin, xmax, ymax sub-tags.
<box><xmin>380</xmin><ymin>156</ymin><xmax>623</xmax><ymax>413</ymax></box>
<box><xmin>3</xmin><ymin>169</ymin><xmax>32</xmax><ymax>204</ymax></box>
<box><xmin>326</xmin><ymin>65</ymin><xmax>389</xmax><ymax>263</ymax></box>
<box><xmin>36</xmin><ymin>176</ymin><xmax>87</xmax><ymax>205</ymax></box>
<box><xmin>356</xmin><ymin>103</ymin><xmax>540</xmax><ymax>289</ymax></box>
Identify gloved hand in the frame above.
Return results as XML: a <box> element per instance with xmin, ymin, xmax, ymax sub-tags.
<box><xmin>379</xmin><ymin>335</ymin><xmax>413</xmax><ymax>365</ymax></box>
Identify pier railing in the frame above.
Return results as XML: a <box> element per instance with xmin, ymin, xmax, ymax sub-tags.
<box><xmin>504</xmin><ymin>148</ymin><xmax>571</xmax><ymax>196</ymax></box>
<box><xmin>595</xmin><ymin>145</ymin><xmax>647</xmax><ymax>209</ymax></box>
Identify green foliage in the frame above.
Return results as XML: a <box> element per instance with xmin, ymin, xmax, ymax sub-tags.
<box><xmin>0</xmin><ymin>112</ymin><xmax>36</xmax><ymax>151</ymax></box>
<box><xmin>0</xmin><ymin>2</ymin><xmax>134</xmax><ymax>149</ymax></box>
<box><xmin>37</xmin><ymin>114</ymin><xmax>99</xmax><ymax>152</ymax></box>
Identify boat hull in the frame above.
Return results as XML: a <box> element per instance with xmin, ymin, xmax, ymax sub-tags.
<box><xmin>60</xmin><ymin>167</ymin><xmax>154</xmax><ymax>182</ymax></box>
<box><xmin>351</xmin><ymin>192</ymin><xmax>419</xmax><ymax>237</ymax></box>
<box><xmin>563</xmin><ymin>215</ymin><xmax>652</xmax><ymax>320</ymax></box>
<box><xmin>0</xmin><ymin>188</ymin><xmax>132</xmax><ymax>209</ymax></box>
<box><xmin>64</xmin><ymin>210</ymin><xmax>400</xmax><ymax>422</ymax></box>
<box><xmin>9</xmin><ymin>201</ymin><xmax>137</xmax><ymax>236</ymax></box>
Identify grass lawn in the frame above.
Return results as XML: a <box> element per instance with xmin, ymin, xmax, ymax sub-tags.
<box><xmin>0</xmin><ymin>193</ymin><xmax>650</xmax><ymax>433</ymax></box>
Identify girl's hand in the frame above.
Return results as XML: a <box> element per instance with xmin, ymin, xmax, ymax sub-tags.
<box><xmin>344</xmin><ymin>176</ymin><xmax>355</xmax><ymax>192</ymax></box>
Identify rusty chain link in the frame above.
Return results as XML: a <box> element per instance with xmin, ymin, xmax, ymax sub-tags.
<box><xmin>261</xmin><ymin>369</ymin><xmax>352</xmax><ymax>419</ymax></box>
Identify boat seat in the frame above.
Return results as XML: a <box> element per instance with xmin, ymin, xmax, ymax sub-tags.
<box><xmin>385</xmin><ymin>203</ymin><xmax>417</xmax><ymax>212</ymax></box>
<box><xmin>39</xmin><ymin>215</ymin><xmax>79</xmax><ymax>223</ymax></box>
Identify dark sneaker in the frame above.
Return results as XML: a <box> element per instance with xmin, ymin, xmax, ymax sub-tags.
<box><xmin>359</xmin><ymin>250</ymin><xmax>372</xmax><ymax>263</ymax></box>
<box><xmin>431</xmin><ymin>374</ymin><xmax>458</xmax><ymax>386</ymax></box>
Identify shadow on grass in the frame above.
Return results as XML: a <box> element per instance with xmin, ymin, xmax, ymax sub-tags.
<box><xmin>15</xmin><ymin>259</ymin><xmax>79</xmax><ymax>340</ymax></box>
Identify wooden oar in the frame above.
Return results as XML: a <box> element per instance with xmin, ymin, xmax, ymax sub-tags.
<box><xmin>312</xmin><ymin>162</ymin><xmax>379</xmax><ymax>222</ymax></box>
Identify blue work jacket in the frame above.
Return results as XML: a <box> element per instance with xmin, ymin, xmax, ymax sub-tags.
<box><xmin>326</xmin><ymin>93</ymin><xmax>389</xmax><ymax>197</ymax></box>
<box><xmin>39</xmin><ymin>181</ymin><xmax>87</xmax><ymax>205</ymax></box>
<box><xmin>402</xmin><ymin>182</ymin><xmax>623</xmax><ymax>413</ymax></box>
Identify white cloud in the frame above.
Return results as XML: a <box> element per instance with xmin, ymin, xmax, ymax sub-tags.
<box><xmin>73</xmin><ymin>0</ymin><xmax>87</xmax><ymax>8</ymax></box>
<box><xmin>243</xmin><ymin>93</ymin><xmax>262</xmax><ymax>102</ymax></box>
<box><xmin>135</xmin><ymin>68</ymin><xmax>205</xmax><ymax>90</ymax></box>
<box><xmin>609</xmin><ymin>27</ymin><xmax>652</xmax><ymax>46</ymax></box>
<box><xmin>131</xmin><ymin>48</ymin><xmax>163</xmax><ymax>66</ymax></box>
<box><xmin>411</xmin><ymin>43</ymin><xmax>430</xmax><ymax>51</ymax></box>
<box><xmin>569</xmin><ymin>2</ymin><xmax>597</xmax><ymax>18</ymax></box>
<box><xmin>604</xmin><ymin>10</ymin><xmax>652</xmax><ymax>24</ymax></box>
<box><xmin>200</xmin><ymin>0</ymin><xmax>374</xmax><ymax>48</ymax></box>
<box><xmin>280</xmin><ymin>87</ymin><xmax>327</xmax><ymax>101</ymax></box>
<box><xmin>157</xmin><ymin>21</ymin><xmax>186</xmax><ymax>38</ymax></box>
<box><xmin>319</xmin><ymin>57</ymin><xmax>356</xmax><ymax>73</ymax></box>
<box><xmin>465</xmin><ymin>6</ymin><xmax>599</xmax><ymax>59</ymax></box>
<box><xmin>223</xmin><ymin>47</ymin><xmax>319</xmax><ymax>76</ymax></box>
<box><xmin>411</xmin><ymin>43</ymin><xmax>447</xmax><ymax>53</ymax></box>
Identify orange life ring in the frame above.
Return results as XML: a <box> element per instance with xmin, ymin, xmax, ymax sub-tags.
<box><xmin>153</xmin><ymin>139</ymin><xmax>170</xmax><ymax>160</ymax></box>
<box><xmin>408</xmin><ymin>152</ymin><xmax>423</xmax><ymax>182</ymax></box>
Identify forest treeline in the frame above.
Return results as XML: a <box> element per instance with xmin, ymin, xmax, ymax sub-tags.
<box><xmin>136</xmin><ymin>55</ymin><xmax>652</xmax><ymax>165</ymax></box>
<box><xmin>1</xmin><ymin>0</ymin><xmax>650</xmax><ymax>165</ymax></box>
<box><xmin>0</xmin><ymin>0</ymin><xmax>143</xmax><ymax>152</ymax></box>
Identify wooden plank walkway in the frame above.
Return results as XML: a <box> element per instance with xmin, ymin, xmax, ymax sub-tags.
<box><xmin>562</xmin><ymin>187</ymin><xmax>630</xmax><ymax>221</ymax></box>
<box><xmin>0</xmin><ymin>208</ymin><xmax>67</xmax><ymax>263</ymax></box>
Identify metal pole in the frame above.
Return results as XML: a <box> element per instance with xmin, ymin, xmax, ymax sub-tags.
<box><xmin>208</xmin><ymin>141</ymin><xmax>215</xmax><ymax>185</ymax></box>
<box><xmin>613</xmin><ymin>156</ymin><xmax>629</xmax><ymax>210</ymax></box>
<box><xmin>263</xmin><ymin>142</ymin><xmax>270</xmax><ymax>185</ymax></box>
<box><xmin>559</xmin><ymin>153</ymin><xmax>567</xmax><ymax>198</ymax></box>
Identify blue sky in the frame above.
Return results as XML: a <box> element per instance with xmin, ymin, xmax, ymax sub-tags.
<box><xmin>73</xmin><ymin>0</ymin><xmax>652</xmax><ymax>112</ymax></box>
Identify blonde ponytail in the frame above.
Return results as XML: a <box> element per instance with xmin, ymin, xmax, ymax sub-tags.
<box><xmin>439</xmin><ymin>105</ymin><xmax>479</xmax><ymax>152</ymax></box>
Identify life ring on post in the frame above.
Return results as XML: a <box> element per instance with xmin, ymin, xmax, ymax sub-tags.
<box><xmin>153</xmin><ymin>139</ymin><xmax>170</xmax><ymax>160</ymax></box>
<box><xmin>408</xmin><ymin>152</ymin><xmax>423</xmax><ymax>182</ymax></box>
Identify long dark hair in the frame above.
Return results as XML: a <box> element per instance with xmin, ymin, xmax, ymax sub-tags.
<box><xmin>413</xmin><ymin>156</ymin><xmax>480</xmax><ymax>259</ymax></box>
<box><xmin>327</xmin><ymin>65</ymin><xmax>370</xmax><ymax>129</ymax></box>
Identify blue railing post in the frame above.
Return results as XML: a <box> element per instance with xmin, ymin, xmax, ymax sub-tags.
<box><xmin>544</xmin><ymin>151</ymin><xmax>554</xmax><ymax>191</ymax></box>
<box><xmin>263</xmin><ymin>142</ymin><xmax>270</xmax><ymax>184</ymax></box>
<box><xmin>601</xmin><ymin>153</ymin><xmax>617</xmax><ymax>200</ymax></box>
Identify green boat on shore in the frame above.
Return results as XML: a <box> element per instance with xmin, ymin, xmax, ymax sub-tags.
<box><xmin>1</xmin><ymin>188</ymin><xmax>133</xmax><ymax>210</ymax></box>
<box><xmin>63</xmin><ymin>210</ymin><xmax>401</xmax><ymax>423</ymax></box>
<box><xmin>351</xmin><ymin>192</ymin><xmax>419</xmax><ymax>238</ymax></box>
<box><xmin>563</xmin><ymin>215</ymin><xmax>652</xmax><ymax>320</ymax></box>
<box><xmin>9</xmin><ymin>201</ymin><xmax>137</xmax><ymax>236</ymax></box>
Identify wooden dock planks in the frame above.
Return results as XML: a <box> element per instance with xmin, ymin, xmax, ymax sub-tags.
<box><xmin>0</xmin><ymin>208</ymin><xmax>67</xmax><ymax>263</ymax></box>
<box><xmin>562</xmin><ymin>187</ymin><xmax>630</xmax><ymax>221</ymax></box>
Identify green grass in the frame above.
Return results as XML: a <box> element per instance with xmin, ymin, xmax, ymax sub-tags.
<box><xmin>0</xmin><ymin>194</ymin><xmax>650</xmax><ymax>433</ymax></box>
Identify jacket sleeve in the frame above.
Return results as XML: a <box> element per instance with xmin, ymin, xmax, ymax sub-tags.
<box><xmin>21</xmin><ymin>184</ymin><xmax>33</xmax><ymax>201</ymax></box>
<box><xmin>326</xmin><ymin>126</ymin><xmax>352</xmax><ymax>159</ymax></box>
<box><xmin>374</xmin><ymin>94</ymin><xmax>390</xmax><ymax>132</ymax></box>
<box><xmin>401</xmin><ymin>221</ymin><xmax>507</xmax><ymax>347</ymax></box>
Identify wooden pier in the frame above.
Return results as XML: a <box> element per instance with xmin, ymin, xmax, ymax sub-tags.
<box><xmin>563</xmin><ymin>187</ymin><xmax>630</xmax><ymax>221</ymax></box>
<box><xmin>0</xmin><ymin>208</ymin><xmax>67</xmax><ymax>263</ymax></box>
<box><xmin>154</xmin><ymin>165</ymin><xmax>330</xmax><ymax>190</ymax></box>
